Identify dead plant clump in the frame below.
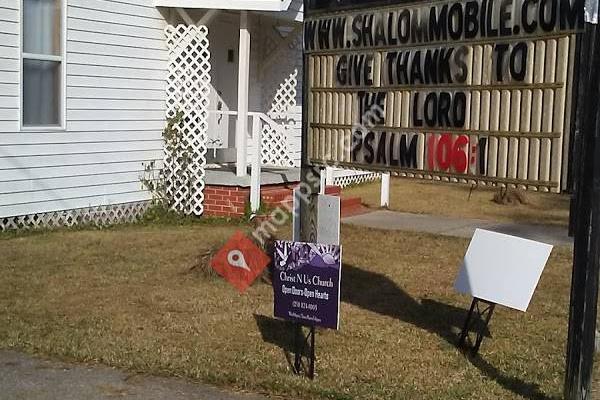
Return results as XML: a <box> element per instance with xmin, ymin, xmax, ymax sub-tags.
<box><xmin>493</xmin><ymin>187</ymin><xmax>530</xmax><ymax>206</ymax></box>
<box><xmin>187</xmin><ymin>242</ymin><xmax>273</xmax><ymax>286</ymax></box>
<box><xmin>188</xmin><ymin>247</ymin><xmax>221</xmax><ymax>280</ymax></box>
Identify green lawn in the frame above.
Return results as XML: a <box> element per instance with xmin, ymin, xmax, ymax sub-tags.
<box><xmin>0</xmin><ymin>221</ymin><xmax>573</xmax><ymax>399</ymax></box>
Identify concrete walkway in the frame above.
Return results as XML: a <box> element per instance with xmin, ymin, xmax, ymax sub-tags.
<box><xmin>0</xmin><ymin>350</ymin><xmax>266</xmax><ymax>400</ymax></box>
<box><xmin>343</xmin><ymin>210</ymin><xmax>572</xmax><ymax>246</ymax></box>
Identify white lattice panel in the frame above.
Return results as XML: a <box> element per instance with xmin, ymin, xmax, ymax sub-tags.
<box><xmin>259</xmin><ymin>68</ymin><xmax>298</xmax><ymax>167</ymax></box>
<box><xmin>332</xmin><ymin>170</ymin><xmax>382</xmax><ymax>188</ymax></box>
<box><xmin>0</xmin><ymin>202</ymin><xmax>149</xmax><ymax>232</ymax></box>
<box><xmin>261</xmin><ymin>119</ymin><xmax>294</xmax><ymax>167</ymax></box>
<box><xmin>260</xmin><ymin>26</ymin><xmax>303</xmax><ymax>168</ymax></box>
<box><xmin>268</xmin><ymin>69</ymin><xmax>298</xmax><ymax>120</ymax></box>
<box><xmin>165</xmin><ymin>25</ymin><xmax>211</xmax><ymax>216</ymax></box>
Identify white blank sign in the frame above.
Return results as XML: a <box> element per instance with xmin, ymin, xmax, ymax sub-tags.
<box><xmin>454</xmin><ymin>229</ymin><xmax>553</xmax><ymax>312</ymax></box>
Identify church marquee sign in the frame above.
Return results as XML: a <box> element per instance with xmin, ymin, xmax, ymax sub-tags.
<box><xmin>303</xmin><ymin>0</ymin><xmax>583</xmax><ymax>192</ymax></box>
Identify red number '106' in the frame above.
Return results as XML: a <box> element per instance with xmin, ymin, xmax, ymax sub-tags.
<box><xmin>427</xmin><ymin>134</ymin><xmax>469</xmax><ymax>174</ymax></box>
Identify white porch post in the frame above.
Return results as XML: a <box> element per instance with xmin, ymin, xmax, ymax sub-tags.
<box><xmin>326</xmin><ymin>167</ymin><xmax>334</xmax><ymax>185</ymax></box>
<box><xmin>250</xmin><ymin>115</ymin><xmax>262</xmax><ymax>212</ymax></box>
<box><xmin>320</xmin><ymin>172</ymin><xmax>327</xmax><ymax>194</ymax></box>
<box><xmin>236</xmin><ymin>11</ymin><xmax>250</xmax><ymax>177</ymax></box>
<box><xmin>381</xmin><ymin>173</ymin><xmax>390</xmax><ymax>208</ymax></box>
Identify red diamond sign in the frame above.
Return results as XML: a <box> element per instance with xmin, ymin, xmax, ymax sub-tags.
<box><xmin>210</xmin><ymin>231</ymin><xmax>270</xmax><ymax>293</ymax></box>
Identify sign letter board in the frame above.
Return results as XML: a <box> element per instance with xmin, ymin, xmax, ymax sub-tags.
<box><xmin>273</xmin><ymin>241</ymin><xmax>342</xmax><ymax>329</ymax></box>
<box><xmin>303</xmin><ymin>0</ymin><xmax>583</xmax><ymax>192</ymax></box>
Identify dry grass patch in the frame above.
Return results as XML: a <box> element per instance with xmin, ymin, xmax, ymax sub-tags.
<box><xmin>344</xmin><ymin>178</ymin><xmax>571</xmax><ymax>227</ymax></box>
<box><xmin>0</xmin><ymin>223</ymin><xmax>573</xmax><ymax>399</ymax></box>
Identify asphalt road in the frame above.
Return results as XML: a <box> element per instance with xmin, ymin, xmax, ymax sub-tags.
<box><xmin>0</xmin><ymin>350</ymin><xmax>266</xmax><ymax>400</ymax></box>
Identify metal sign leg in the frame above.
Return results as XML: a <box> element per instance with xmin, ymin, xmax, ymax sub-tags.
<box><xmin>458</xmin><ymin>298</ymin><xmax>496</xmax><ymax>355</ymax></box>
<box><xmin>293</xmin><ymin>323</ymin><xmax>316</xmax><ymax>379</ymax></box>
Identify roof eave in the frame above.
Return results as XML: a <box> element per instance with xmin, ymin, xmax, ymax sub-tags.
<box><xmin>154</xmin><ymin>0</ymin><xmax>290</xmax><ymax>12</ymax></box>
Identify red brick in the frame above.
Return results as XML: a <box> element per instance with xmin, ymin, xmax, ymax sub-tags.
<box><xmin>206</xmin><ymin>181</ymin><xmax>344</xmax><ymax>219</ymax></box>
<box><xmin>229</xmin><ymin>197</ymin><xmax>248</xmax><ymax>204</ymax></box>
<box><xmin>206</xmin><ymin>211</ymin><xmax>226</xmax><ymax>217</ymax></box>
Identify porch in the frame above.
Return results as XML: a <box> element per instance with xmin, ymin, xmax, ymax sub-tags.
<box><xmin>153</xmin><ymin>1</ymin><xmax>381</xmax><ymax>217</ymax></box>
<box><xmin>156</xmin><ymin>2</ymin><xmax>304</xmax><ymax>215</ymax></box>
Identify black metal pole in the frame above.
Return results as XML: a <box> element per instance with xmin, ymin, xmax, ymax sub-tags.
<box><xmin>565</xmin><ymin>20</ymin><xmax>600</xmax><ymax>400</ymax></box>
<box><xmin>473</xmin><ymin>302</ymin><xmax>495</xmax><ymax>355</ymax></box>
<box><xmin>294</xmin><ymin>322</ymin><xmax>302</xmax><ymax>374</ymax></box>
<box><xmin>458</xmin><ymin>298</ymin><xmax>478</xmax><ymax>349</ymax></box>
<box><xmin>566</xmin><ymin>29</ymin><xmax>584</xmax><ymax>197</ymax></box>
<box><xmin>309</xmin><ymin>326</ymin><xmax>315</xmax><ymax>379</ymax></box>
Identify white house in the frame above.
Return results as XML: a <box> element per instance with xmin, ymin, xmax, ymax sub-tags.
<box><xmin>0</xmin><ymin>0</ymin><xmax>372</xmax><ymax>230</ymax></box>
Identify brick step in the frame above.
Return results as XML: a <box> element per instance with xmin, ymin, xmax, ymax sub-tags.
<box><xmin>261</xmin><ymin>186</ymin><xmax>294</xmax><ymax>205</ymax></box>
<box><xmin>341</xmin><ymin>196</ymin><xmax>362</xmax><ymax>208</ymax></box>
<box><xmin>204</xmin><ymin>183</ymin><xmax>366</xmax><ymax>219</ymax></box>
<box><xmin>262</xmin><ymin>185</ymin><xmax>341</xmax><ymax>204</ymax></box>
<box><xmin>325</xmin><ymin>185</ymin><xmax>342</xmax><ymax>196</ymax></box>
<box><xmin>264</xmin><ymin>193</ymin><xmax>365</xmax><ymax>218</ymax></box>
<box><xmin>341</xmin><ymin>197</ymin><xmax>370</xmax><ymax>218</ymax></box>
<box><xmin>261</xmin><ymin>185</ymin><xmax>341</xmax><ymax>195</ymax></box>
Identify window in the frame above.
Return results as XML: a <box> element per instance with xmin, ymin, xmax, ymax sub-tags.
<box><xmin>22</xmin><ymin>0</ymin><xmax>64</xmax><ymax>128</ymax></box>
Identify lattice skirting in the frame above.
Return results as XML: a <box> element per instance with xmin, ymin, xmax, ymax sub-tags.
<box><xmin>333</xmin><ymin>171</ymin><xmax>382</xmax><ymax>188</ymax></box>
<box><xmin>0</xmin><ymin>201</ymin><xmax>150</xmax><ymax>232</ymax></box>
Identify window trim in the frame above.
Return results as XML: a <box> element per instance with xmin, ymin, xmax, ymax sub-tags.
<box><xmin>20</xmin><ymin>0</ymin><xmax>67</xmax><ymax>132</ymax></box>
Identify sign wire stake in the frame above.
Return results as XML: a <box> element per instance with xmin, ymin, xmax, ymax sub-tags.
<box><xmin>293</xmin><ymin>323</ymin><xmax>316</xmax><ymax>380</ymax></box>
<box><xmin>458</xmin><ymin>298</ymin><xmax>497</xmax><ymax>355</ymax></box>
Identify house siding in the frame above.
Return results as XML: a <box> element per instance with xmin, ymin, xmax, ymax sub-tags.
<box><xmin>0</xmin><ymin>0</ymin><xmax>167</xmax><ymax>220</ymax></box>
<box><xmin>0</xmin><ymin>1</ymin><xmax>18</xmax><ymax>135</ymax></box>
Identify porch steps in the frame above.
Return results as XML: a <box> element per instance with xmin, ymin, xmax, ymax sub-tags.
<box><xmin>340</xmin><ymin>196</ymin><xmax>369</xmax><ymax>218</ymax></box>
<box><xmin>261</xmin><ymin>185</ymin><xmax>340</xmax><ymax>206</ymax></box>
<box><xmin>204</xmin><ymin>182</ymin><xmax>368</xmax><ymax>218</ymax></box>
<box><xmin>260</xmin><ymin>185</ymin><xmax>366</xmax><ymax>217</ymax></box>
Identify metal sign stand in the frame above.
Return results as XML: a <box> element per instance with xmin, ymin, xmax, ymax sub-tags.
<box><xmin>458</xmin><ymin>298</ymin><xmax>497</xmax><ymax>355</ymax></box>
<box><xmin>293</xmin><ymin>323</ymin><xmax>316</xmax><ymax>379</ymax></box>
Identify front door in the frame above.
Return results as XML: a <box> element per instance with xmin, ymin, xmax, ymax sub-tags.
<box><xmin>207</xmin><ymin>15</ymin><xmax>239</xmax><ymax>150</ymax></box>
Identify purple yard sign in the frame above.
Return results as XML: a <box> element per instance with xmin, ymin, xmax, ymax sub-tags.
<box><xmin>273</xmin><ymin>241</ymin><xmax>342</xmax><ymax>330</ymax></box>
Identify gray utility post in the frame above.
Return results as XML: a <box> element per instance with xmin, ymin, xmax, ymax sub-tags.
<box><xmin>565</xmin><ymin>14</ymin><xmax>600</xmax><ymax>400</ymax></box>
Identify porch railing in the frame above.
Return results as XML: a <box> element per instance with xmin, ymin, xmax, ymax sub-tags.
<box><xmin>208</xmin><ymin>110</ymin><xmax>291</xmax><ymax>213</ymax></box>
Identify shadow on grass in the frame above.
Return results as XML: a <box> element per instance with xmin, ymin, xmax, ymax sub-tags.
<box><xmin>253</xmin><ymin>263</ymin><xmax>557</xmax><ymax>400</ymax></box>
<box><xmin>341</xmin><ymin>263</ymin><xmax>558</xmax><ymax>400</ymax></box>
<box><xmin>254</xmin><ymin>314</ymin><xmax>296</xmax><ymax>371</ymax></box>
